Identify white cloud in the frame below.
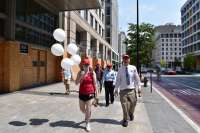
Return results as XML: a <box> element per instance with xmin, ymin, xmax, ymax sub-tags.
<box><xmin>140</xmin><ymin>4</ymin><xmax>157</xmax><ymax>12</ymax></box>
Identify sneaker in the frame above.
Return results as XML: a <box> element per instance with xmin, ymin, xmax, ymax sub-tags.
<box><xmin>122</xmin><ymin>120</ymin><xmax>128</xmax><ymax>127</ymax></box>
<box><xmin>86</xmin><ymin>122</ymin><xmax>91</xmax><ymax>132</ymax></box>
<box><xmin>129</xmin><ymin>114</ymin><xmax>134</xmax><ymax>121</ymax></box>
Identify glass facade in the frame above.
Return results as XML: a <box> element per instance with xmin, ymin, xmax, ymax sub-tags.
<box><xmin>0</xmin><ymin>19</ymin><xmax>5</xmax><ymax>37</ymax></box>
<box><xmin>0</xmin><ymin>0</ymin><xmax>6</xmax><ymax>13</ymax></box>
<box><xmin>0</xmin><ymin>0</ymin><xmax>6</xmax><ymax>38</ymax></box>
<box><xmin>15</xmin><ymin>0</ymin><xmax>58</xmax><ymax>47</ymax></box>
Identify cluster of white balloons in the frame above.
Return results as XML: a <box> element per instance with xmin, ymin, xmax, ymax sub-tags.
<box><xmin>51</xmin><ymin>28</ymin><xmax>81</xmax><ymax>70</ymax></box>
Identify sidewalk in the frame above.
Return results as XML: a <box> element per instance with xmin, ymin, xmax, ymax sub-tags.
<box><xmin>0</xmin><ymin>83</ymin><xmax>198</xmax><ymax>133</ymax></box>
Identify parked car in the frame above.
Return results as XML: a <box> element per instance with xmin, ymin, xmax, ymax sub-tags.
<box><xmin>165</xmin><ymin>69</ymin><xmax>176</xmax><ymax>75</ymax></box>
<box><xmin>141</xmin><ymin>67</ymin><xmax>147</xmax><ymax>73</ymax></box>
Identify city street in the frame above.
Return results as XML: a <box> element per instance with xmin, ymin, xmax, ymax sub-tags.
<box><xmin>153</xmin><ymin>75</ymin><xmax>200</xmax><ymax>125</ymax></box>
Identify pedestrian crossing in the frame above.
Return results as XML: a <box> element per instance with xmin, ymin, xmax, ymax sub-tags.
<box><xmin>172</xmin><ymin>89</ymin><xmax>200</xmax><ymax>96</ymax></box>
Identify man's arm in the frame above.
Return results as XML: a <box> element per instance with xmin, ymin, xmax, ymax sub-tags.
<box><xmin>75</xmin><ymin>71</ymin><xmax>84</xmax><ymax>85</ymax></box>
<box><xmin>114</xmin><ymin>69</ymin><xmax>121</xmax><ymax>93</ymax></box>
<box><xmin>133</xmin><ymin>67</ymin><xmax>142</xmax><ymax>94</ymax></box>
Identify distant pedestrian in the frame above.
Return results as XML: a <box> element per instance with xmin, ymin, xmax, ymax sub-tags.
<box><xmin>63</xmin><ymin>68</ymin><xmax>73</xmax><ymax>95</ymax></box>
<box><xmin>75</xmin><ymin>57</ymin><xmax>98</xmax><ymax>132</ymax></box>
<box><xmin>114</xmin><ymin>54</ymin><xmax>141</xmax><ymax>127</ymax></box>
<box><xmin>156</xmin><ymin>64</ymin><xmax>161</xmax><ymax>81</ymax></box>
<box><xmin>103</xmin><ymin>64</ymin><xmax>116</xmax><ymax>107</ymax></box>
<box><xmin>95</xmin><ymin>63</ymin><xmax>103</xmax><ymax>93</ymax></box>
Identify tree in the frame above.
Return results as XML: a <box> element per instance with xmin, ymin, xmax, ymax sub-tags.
<box><xmin>184</xmin><ymin>54</ymin><xmax>196</xmax><ymax>71</ymax></box>
<box><xmin>160</xmin><ymin>59</ymin><xmax>166</xmax><ymax>68</ymax></box>
<box><xmin>174</xmin><ymin>57</ymin><xmax>182</xmax><ymax>68</ymax></box>
<box><xmin>125</xmin><ymin>23</ymin><xmax>155</xmax><ymax>67</ymax></box>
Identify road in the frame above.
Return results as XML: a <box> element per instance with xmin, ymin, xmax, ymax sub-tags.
<box><xmin>153</xmin><ymin>75</ymin><xmax>200</xmax><ymax>126</ymax></box>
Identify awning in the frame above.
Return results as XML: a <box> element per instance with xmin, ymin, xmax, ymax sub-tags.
<box><xmin>38</xmin><ymin>0</ymin><xmax>101</xmax><ymax>12</ymax></box>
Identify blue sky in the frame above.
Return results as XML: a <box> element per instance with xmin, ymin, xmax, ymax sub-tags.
<box><xmin>118</xmin><ymin>0</ymin><xmax>187</xmax><ymax>32</ymax></box>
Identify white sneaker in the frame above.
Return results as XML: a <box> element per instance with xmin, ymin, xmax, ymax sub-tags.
<box><xmin>85</xmin><ymin>122</ymin><xmax>91</xmax><ymax>132</ymax></box>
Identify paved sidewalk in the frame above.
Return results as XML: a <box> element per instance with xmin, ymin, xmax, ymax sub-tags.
<box><xmin>0</xmin><ymin>83</ymin><xmax>198</xmax><ymax>133</ymax></box>
<box><xmin>0</xmin><ymin>83</ymin><xmax>152</xmax><ymax>133</ymax></box>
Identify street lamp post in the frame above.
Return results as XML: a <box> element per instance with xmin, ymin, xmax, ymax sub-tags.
<box><xmin>136</xmin><ymin>0</ymin><xmax>141</xmax><ymax>77</ymax></box>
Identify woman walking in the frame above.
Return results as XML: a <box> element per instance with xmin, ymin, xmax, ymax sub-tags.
<box><xmin>75</xmin><ymin>57</ymin><xmax>97</xmax><ymax>132</ymax></box>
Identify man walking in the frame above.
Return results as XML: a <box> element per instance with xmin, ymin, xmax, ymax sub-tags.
<box><xmin>95</xmin><ymin>63</ymin><xmax>104</xmax><ymax>93</ymax></box>
<box><xmin>103</xmin><ymin>64</ymin><xmax>116</xmax><ymax>107</ymax></box>
<box><xmin>114</xmin><ymin>55</ymin><xmax>141</xmax><ymax>127</ymax></box>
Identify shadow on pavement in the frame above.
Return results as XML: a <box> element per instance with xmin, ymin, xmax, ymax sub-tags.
<box><xmin>49</xmin><ymin>120</ymin><xmax>85</xmax><ymax>129</ymax></box>
<box><xmin>9</xmin><ymin>121</ymin><xmax>27</xmax><ymax>126</ymax></box>
<box><xmin>18</xmin><ymin>91</ymin><xmax>78</xmax><ymax>99</ymax></box>
<box><xmin>29</xmin><ymin>118</ymin><xmax>49</xmax><ymax>126</ymax></box>
<box><xmin>91</xmin><ymin>118</ymin><xmax>121</xmax><ymax>125</ymax></box>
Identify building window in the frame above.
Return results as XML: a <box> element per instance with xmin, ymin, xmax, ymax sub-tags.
<box><xmin>198</xmin><ymin>43</ymin><xmax>200</xmax><ymax>50</ymax></box>
<box><xmin>106</xmin><ymin>8</ymin><xmax>111</xmax><ymax>16</ymax></box>
<box><xmin>102</xmin><ymin>13</ymin><xmax>104</xmax><ymax>22</ymax></box>
<box><xmin>162</xmin><ymin>39</ymin><xmax>164</xmax><ymax>42</ymax></box>
<box><xmin>15</xmin><ymin>24</ymin><xmax>55</xmax><ymax>47</ymax></box>
<box><xmin>106</xmin><ymin>28</ymin><xmax>110</xmax><ymax>37</ymax></box>
<box><xmin>84</xmin><ymin>10</ymin><xmax>88</xmax><ymax>20</ymax></box>
<box><xmin>95</xmin><ymin>20</ymin><xmax>98</xmax><ymax>31</ymax></box>
<box><xmin>99</xmin><ymin>25</ymin><xmax>101</xmax><ymax>35</ymax></box>
<box><xmin>106</xmin><ymin>38</ymin><xmax>110</xmax><ymax>44</ymax></box>
<box><xmin>90</xmin><ymin>14</ymin><xmax>94</xmax><ymax>27</ymax></box>
<box><xmin>16</xmin><ymin>0</ymin><xmax>58</xmax><ymax>33</ymax></box>
<box><xmin>106</xmin><ymin>16</ymin><xmax>110</xmax><ymax>25</ymax></box>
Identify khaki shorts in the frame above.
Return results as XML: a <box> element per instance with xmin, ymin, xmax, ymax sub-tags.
<box><xmin>64</xmin><ymin>79</ymin><xmax>71</xmax><ymax>85</ymax></box>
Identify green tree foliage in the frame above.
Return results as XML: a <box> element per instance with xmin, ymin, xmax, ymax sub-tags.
<box><xmin>125</xmin><ymin>23</ymin><xmax>155</xmax><ymax>67</ymax></box>
<box><xmin>160</xmin><ymin>59</ymin><xmax>166</xmax><ymax>68</ymax></box>
<box><xmin>184</xmin><ymin>54</ymin><xmax>196</xmax><ymax>71</ymax></box>
<box><xmin>174</xmin><ymin>57</ymin><xmax>182</xmax><ymax>67</ymax></box>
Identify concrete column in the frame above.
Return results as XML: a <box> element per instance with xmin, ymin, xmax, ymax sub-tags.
<box><xmin>80</xmin><ymin>32</ymin><xmax>91</xmax><ymax>57</ymax></box>
<box><xmin>103</xmin><ymin>46</ymin><xmax>107</xmax><ymax>60</ymax></box>
<box><xmin>67</xmin><ymin>12</ymin><xmax>76</xmax><ymax>45</ymax></box>
<box><xmin>106</xmin><ymin>47</ymin><xmax>108</xmax><ymax>61</ymax></box>
<box><xmin>96</xmin><ymin>40</ymin><xmax>100</xmax><ymax>58</ymax></box>
<box><xmin>5</xmin><ymin>0</ymin><xmax>16</xmax><ymax>40</ymax></box>
<box><xmin>63</xmin><ymin>12</ymin><xmax>68</xmax><ymax>50</ymax></box>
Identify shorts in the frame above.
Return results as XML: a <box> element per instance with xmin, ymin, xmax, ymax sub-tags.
<box><xmin>79</xmin><ymin>93</ymin><xmax>95</xmax><ymax>102</ymax></box>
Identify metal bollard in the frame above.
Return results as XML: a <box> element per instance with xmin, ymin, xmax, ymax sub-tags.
<box><xmin>144</xmin><ymin>77</ymin><xmax>148</xmax><ymax>87</ymax></box>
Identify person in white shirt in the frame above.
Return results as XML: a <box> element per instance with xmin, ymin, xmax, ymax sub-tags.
<box><xmin>103</xmin><ymin>64</ymin><xmax>116</xmax><ymax>107</ymax></box>
<box><xmin>63</xmin><ymin>68</ymin><xmax>73</xmax><ymax>95</ymax></box>
<box><xmin>114</xmin><ymin>54</ymin><xmax>141</xmax><ymax>127</ymax></box>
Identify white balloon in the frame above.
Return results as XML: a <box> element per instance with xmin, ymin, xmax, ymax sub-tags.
<box><xmin>61</xmin><ymin>58</ymin><xmax>74</xmax><ymax>70</ymax></box>
<box><xmin>53</xmin><ymin>28</ymin><xmax>66</xmax><ymax>42</ymax></box>
<box><xmin>67</xmin><ymin>43</ymin><xmax>78</xmax><ymax>55</ymax></box>
<box><xmin>71</xmin><ymin>55</ymin><xmax>81</xmax><ymax>65</ymax></box>
<box><xmin>51</xmin><ymin>43</ymin><xmax>64</xmax><ymax>56</ymax></box>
